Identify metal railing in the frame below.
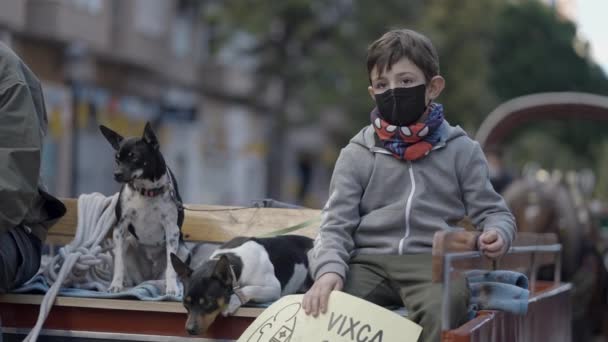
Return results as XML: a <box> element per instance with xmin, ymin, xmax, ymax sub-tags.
<box><xmin>441</xmin><ymin>243</ymin><xmax>562</xmax><ymax>331</ymax></box>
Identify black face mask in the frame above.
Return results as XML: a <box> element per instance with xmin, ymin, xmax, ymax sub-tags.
<box><xmin>374</xmin><ymin>84</ymin><xmax>427</xmax><ymax>126</ymax></box>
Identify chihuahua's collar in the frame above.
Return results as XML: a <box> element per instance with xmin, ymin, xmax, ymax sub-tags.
<box><xmin>130</xmin><ymin>183</ymin><xmax>168</xmax><ymax>198</ymax></box>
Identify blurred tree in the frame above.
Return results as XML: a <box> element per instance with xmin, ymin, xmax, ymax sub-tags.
<box><xmin>490</xmin><ymin>1</ymin><xmax>608</xmax><ymax>190</ymax></box>
<box><xmin>302</xmin><ymin>0</ymin><xmax>427</xmax><ymax>139</ymax></box>
<box><xmin>202</xmin><ymin>0</ymin><xmax>608</xmax><ymax>200</ymax></box>
<box><xmin>419</xmin><ymin>0</ymin><xmax>503</xmax><ymax>132</ymax></box>
<box><xmin>202</xmin><ymin>0</ymin><xmax>425</xmax><ymax>198</ymax></box>
<box><xmin>203</xmin><ymin>0</ymin><xmax>353</xmax><ymax>199</ymax></box>
<box><xmin>490</xmin><ymin>1</ymin><xmax>608</xmax><ymax>100</ymax></box>
<box><xmin>307</xmin><ymin>0</ymin><xmax>501</xmax><ymax>140</ymax></box>
<box><xmin>507</xmin><ymin>122</ymin><xmax>592</xmax><ymax>171</ymax></box>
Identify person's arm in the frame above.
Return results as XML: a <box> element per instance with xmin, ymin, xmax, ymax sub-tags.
<box><xmin>309</xmin><ymin>145</ymin><xmax>366</xmax><ymax>280</ymax></box>
<box><xmin>459</xmin><ymin>142</ymin><xmax>516</xmax><ymax>256</ymax></box>
<box><xmin>304</xmin><ymin>144</ymin><xmax>369</xmax><ymax>317</ymax></box>
<box><xmin>0</xmin><ymin>81</ymin><xmax>42</xmax><ymax>234</ymax></box>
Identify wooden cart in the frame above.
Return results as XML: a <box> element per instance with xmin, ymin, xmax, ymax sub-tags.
<box><xmin>0</xmin><ymin>198</ymin><xmax>571</xmax><ymax>341</ymax></box>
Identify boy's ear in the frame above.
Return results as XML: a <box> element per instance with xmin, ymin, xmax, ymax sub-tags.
<box><xmin>170</xmin><ymin>253</ymin><xmax>192</xmax><ymax>280</ymax></box>
<box><xmin>426</xmin><ymin>75</ymin><xmax>445</xmax><ymax>101</ymax></box>
<box><xmin>142</xmin><ymin>122</ymin><xmax>159</xmax><ymax>150</ymax></box>
<box><xmin>99</xmin><ymin>125</ymin><xmax>124</xmax><ymax>151</ymax></box>
<box><xmin>213</xmin><ymin>255</ymin><xmax>232</xmax><ymax>286</ymax></box>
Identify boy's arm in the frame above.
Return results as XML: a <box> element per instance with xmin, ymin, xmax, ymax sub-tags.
<box><xmin>309</xmin><ymin>145</ymin><xmax>367</xmax><ymax>280</ymax></box>
<box><xmin>0</xmin><ymin>81</ymin><xmax>42</xmax><ymax>235</ymax></box>
<box><xmin>459</xmin><ymin>142</ymin><xmax>516</xmax><ymax>250</ymax></box>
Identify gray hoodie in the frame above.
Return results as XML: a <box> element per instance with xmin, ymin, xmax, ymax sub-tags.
<box><xmin>309</xmin><ymin>121</ymin><xmax>516</xmax><ymax>280</ymax></box>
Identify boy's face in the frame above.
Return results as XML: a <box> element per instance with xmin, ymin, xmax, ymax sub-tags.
<box><xmin>367</xmin><ymin>57</ymin><xmax>445</xmax><ymax>119</ymax></box>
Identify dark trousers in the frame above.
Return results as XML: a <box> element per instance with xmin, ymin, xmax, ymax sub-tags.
<box><xmin>0</xmin><ymin>225</ymin><xmax>42</xmax><ymax>293</ymax></box>
<box><xmin>343</xmin><ymin>254</ymin><xmax>470</xmax><ymax>342</ymax></box>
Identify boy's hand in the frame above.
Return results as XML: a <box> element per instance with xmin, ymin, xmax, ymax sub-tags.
<box><xmin>302</xmin><ymin>272</ymin><xmax>343</xmax><ymax>317</ymax></box>
<box><xmin>478</xmin><ymin>229</ymin><xmax>508</xmax><ymax>259</ymax></box>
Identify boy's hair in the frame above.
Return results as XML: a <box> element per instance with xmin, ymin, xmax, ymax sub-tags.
<box><xmin>367</xmin><ymin>29</ymin><xmax>439</xmax><ymax>83</ymax></box>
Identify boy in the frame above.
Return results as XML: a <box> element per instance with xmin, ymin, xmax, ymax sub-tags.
<box><xmin>302</xmin><ymin>29</ymin><xmax>516</xmax><ymax>342</ymax></box>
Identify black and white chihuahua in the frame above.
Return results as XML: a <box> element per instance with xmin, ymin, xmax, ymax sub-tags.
<box><xmin>100</xmin><ymin>123</ymin><xmax>189</xmax><ymax>296</ymax></box>
<box><xmin>170</xmin><ymin>235</ymin><xmax>313</xmax><ymax>335</ymax></box>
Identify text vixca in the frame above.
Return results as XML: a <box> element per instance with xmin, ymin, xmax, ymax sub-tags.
<box><xmin>326</xmin><ymin>312</ymin><xmax>384</xmax><ymax>342</ymax></box>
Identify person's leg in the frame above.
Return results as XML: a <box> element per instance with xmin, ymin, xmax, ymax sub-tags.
<box><xmin>385</xmin><ymin>254</ymin><xmax>469</xmax><ymax>342</ymax></box>
<box><xmin>0</xmin><ymin>228</ymin><xmax>20</xmax><ymax>342</ymax></box>
<box><xmin>0</xmin><ymin>225</ymin><xmax>42</xmax><ymax>293</ymax></box>
<box><xmin>12</xmin><ymin>225</ymin><xmax>42</xmax><ymax>289</ymax></box>
<box><xmin>0</xmin><ymin>229</ymin><xmax>19</xmax><ymax>293</ymax></box>
<box><xmin>343</xmin><ymin>254</ymin><xmax>402</xmax><ymax>308</ymax></box>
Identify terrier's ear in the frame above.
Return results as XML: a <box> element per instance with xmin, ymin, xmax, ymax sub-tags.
<box><xmin>213</xmin><ymin>255</ymin><xmax>233</xmax><ymax>286</ymax></box>
<box><xmin>142</xmin><ymin>122</ymin><xmax>159</xmax><ymax>150</ymax></box>
<box><xmin>170</xmin><ymin>253</ymin><xmax>192</xmax><ymax>280</ymax></box>
<box><xmin>99</xmin><ymin>125</ymin><xmax>124</xmax><ymax>151</ymax></box>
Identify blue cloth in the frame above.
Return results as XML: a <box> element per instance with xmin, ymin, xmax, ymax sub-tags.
<box><xmin>466</xmin><ymin>269</ymin><xmax>529</xmax><ymax>289</ymax></box>
<box><xmin>465</xmin><ymin>270</ymin><xmax>529</xmax><ymax>319</ymax></box>
<box><xmin>13</xmin><ymin>274</ymin><xmax>274</xmax><ymax>308</ymax></box>
<box><xmin>13</xmin><ymin>274</ymin><xmax>181</xmax><ymax>302</ymax></box>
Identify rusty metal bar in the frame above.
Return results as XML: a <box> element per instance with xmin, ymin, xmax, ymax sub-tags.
<box><xmin>441</xmin><ymin>244</ymin><xmax>562</xmax><ymax>331</ymax></box>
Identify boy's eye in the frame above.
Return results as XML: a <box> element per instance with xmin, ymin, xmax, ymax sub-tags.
<box><xmin>401</xmin><ymin>79</ymin><xmax>413</xmax><ymax>85</ymax></box>
<box><xmin>374</xmin><ymin>82</ymin><xmax>386</xmax><ymax>90</ymax></box>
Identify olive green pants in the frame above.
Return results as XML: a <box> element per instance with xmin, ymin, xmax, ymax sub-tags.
<box><xmin>343</xmin><ymin>254</ymin><xmax>470</xmax><ymax>342</ymax></box>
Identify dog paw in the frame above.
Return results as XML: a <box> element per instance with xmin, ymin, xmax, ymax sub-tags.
<box><xmin>165</xmin><ymin>280</ymin><xmax>180</xmax><ymax>297</ymax></box>
<box><xmin>222</xmin><ymin>294</ymin><xmax>242</xmax><ymax>316</ymax></box>
<box><xmin>108</xmin><ymin>282</ymin><xmax>124</xmax><ymax>293</ymax></box>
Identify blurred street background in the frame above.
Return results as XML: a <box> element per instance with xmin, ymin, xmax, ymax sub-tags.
<box><xmin>0</xmin><ymin>0</ymin><xmax>606</xmax><ymax>209</ymax></box>
<box><xmin>3</xmin><ymin>1</ymin><xmax>608</xmax><ymax>340</ymax></box>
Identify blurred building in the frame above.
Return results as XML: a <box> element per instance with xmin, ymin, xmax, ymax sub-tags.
<box><xmin>0</xmin><ymin>0</ymin><xmax>285</xmax><ymax>205</ymax></box>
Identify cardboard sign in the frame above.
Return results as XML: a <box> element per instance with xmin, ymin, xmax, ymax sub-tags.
<box><xmin>238</xmin><ymin>291</ymin><xmax>422</xmax><ymax>342</ymax></box>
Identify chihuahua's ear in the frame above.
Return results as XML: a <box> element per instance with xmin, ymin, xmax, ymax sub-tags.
<box><xmin>170</xmin><ymin>253</ymin><xmax>192</xmax><ymax>280</ymax></box>
<box><xmin>213</xmin><ymin>255</ymin><xmax>233</xmax><ymax>286</ymax></box>
<box><xmin>142</xmin><ymin>122</ymin><xmax>159</xmax><ymax>150</ymax></box>
<box><xmin>99</xmin><ymin>125</ymin><xmax>124</xmax><ymax>151</ymax></box>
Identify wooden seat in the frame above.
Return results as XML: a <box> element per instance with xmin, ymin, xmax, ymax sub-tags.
<box><xmin>0</xmin><ymin>198</ymin><xmax>320</xmax><ymax>340</ymax></box>
<box><xmin>0</xmin><ymin>198</ymin><xmax>572</xmax><ymax>341</ymax></box>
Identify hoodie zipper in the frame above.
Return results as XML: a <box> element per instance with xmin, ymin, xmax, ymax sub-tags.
<box><xmin>399</xmin><ymin>161</ymin><xmax>416</xmax><ymax>254</ymax></box>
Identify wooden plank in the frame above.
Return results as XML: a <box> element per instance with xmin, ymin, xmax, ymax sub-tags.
<box><xmin>0</xmin><ymin>294</ymin><xmax>183</xmax><ymax>313</ymax></box>
<box><xmin>0</xmin><ymin>302</ymin><xmax>254</xmax><ymax>340</ymax></box>
<box><xmin>45</xmin><ymin>235</ymin><xmax>76</xmax><ymax>245</ymax></box>
<box><xmin>48</xmin><ymin>198</ymin><xmax>322</xmax><ymax>243</ymax></box>
<box><xmin>180</xmin><ymin>204</ymin><xmax>321</xmax><ymax>242</ymax></box>
<box><xmin>0</xmin><ymin>293</ymin><xmax>264</xmax><ymax>318</ymax></box>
